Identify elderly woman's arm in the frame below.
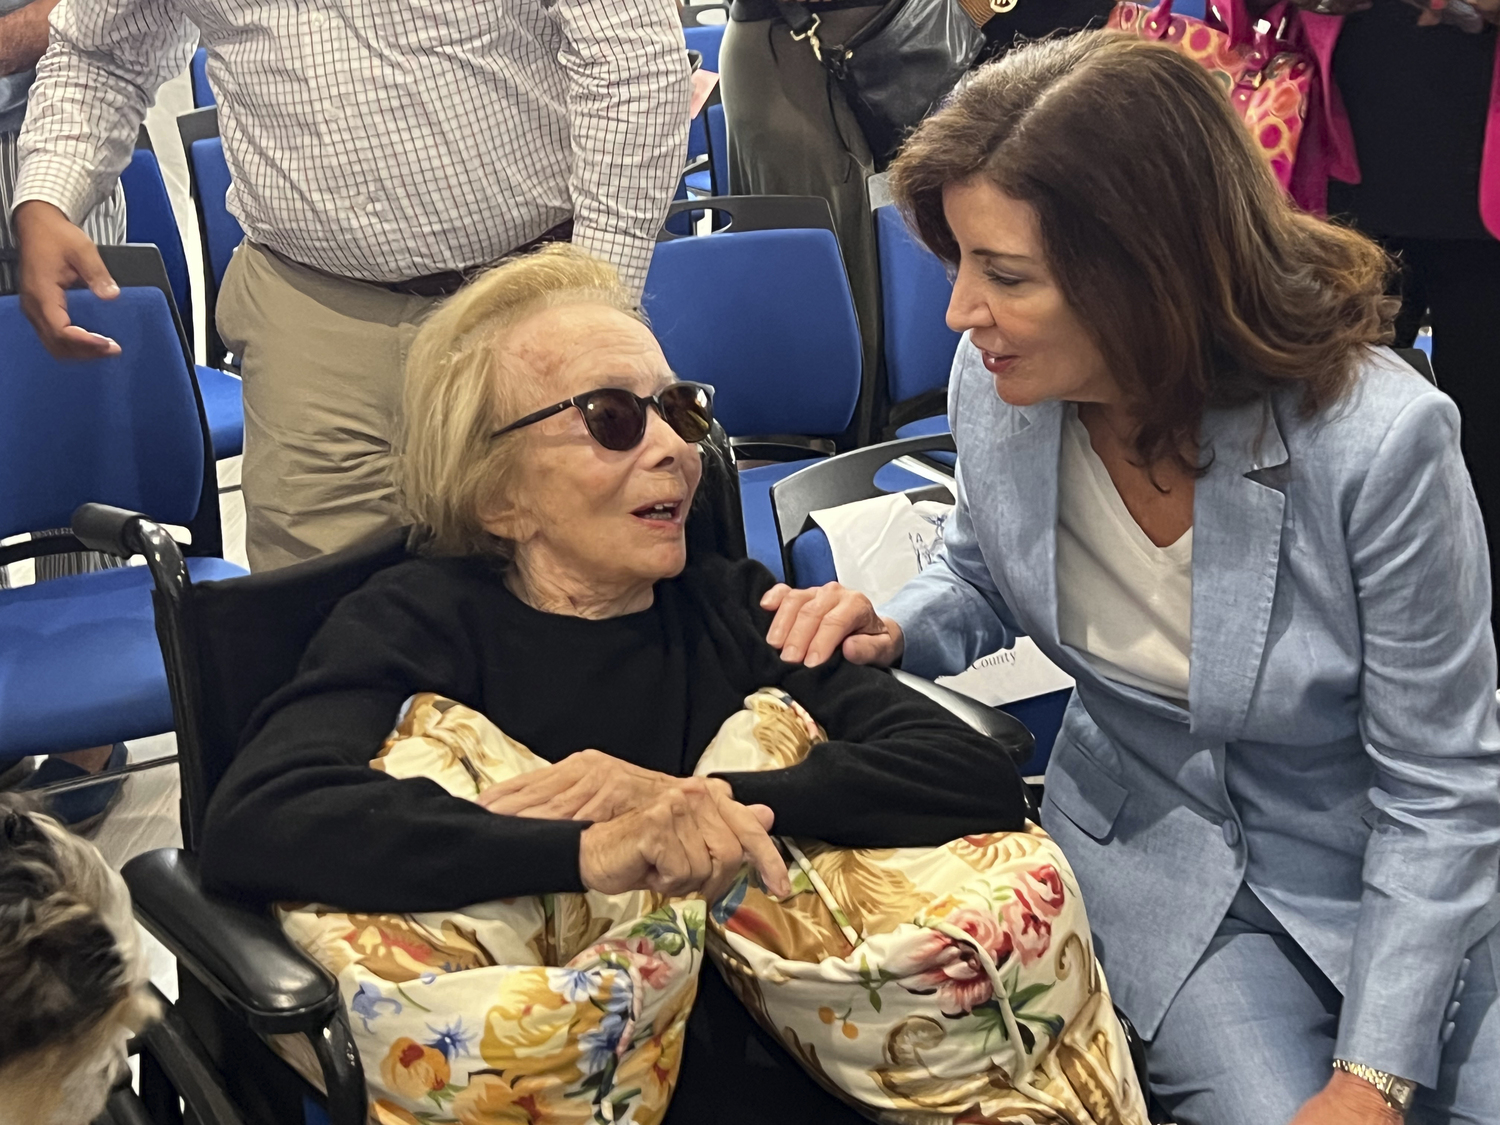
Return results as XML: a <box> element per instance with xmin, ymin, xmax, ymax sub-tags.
<box><xmin>696</xmin><ymin>557</ymin><xmax>1030</xmax><ymax>848</ymax></box>
<box><xmin>199</xmin><ymin>566</ymin><xmax>589</xmax><ymax>913</ymax></box>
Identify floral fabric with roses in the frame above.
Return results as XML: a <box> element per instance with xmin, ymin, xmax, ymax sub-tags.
<box><xmin>695</xmin><ymin>691</ymin><xmax>1150</xmax><ymax>1125</ymax></box>
<box><xmin>275</xmin><ymin>694</ymin><xmax>704</xmax><ymax>1125</ymax></box>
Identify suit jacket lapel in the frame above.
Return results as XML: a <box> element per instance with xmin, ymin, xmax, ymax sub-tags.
<box><xmin>1188</xmin><ymin>399</ymin><xmax>1289</xmax><ymax>739</ymax></box>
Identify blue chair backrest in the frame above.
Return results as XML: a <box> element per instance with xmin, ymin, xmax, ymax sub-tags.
<box><xmin>189</xmin><ymin>137</ymin><xmax>244</xmax><ymax>289</ymax></box>
<box><xmin>191</xmin><ymin>47</ymin><xmax>216</xmax><ymax>107</ymax></box>
<box><xmin>683</xmin><ymin>25</ymin><xmax>723</xmax><ymax>73</ymax></box>
<box><xmin>0</xmin><ymin>289</ymin><xmax>206</xmax><ymax>539</ymax></box>
<box><xmin>120</xmin><ymin>148</ymin><xmax>192</xmax><ymax>325</ymax></box>
<box><xmin>1175</xmin><ymin>0</ymin><xmax>1207</xmax><ymax>16</ymax></box>
<box><xmin>876</xmin><ymin>205</ymin><xmax>960</xmax><ymax>405</ymax></box>
<box><xmin>643</xmin><ymin>227</ymin><xmax>862</xmax><ymax>438</ymax></box>
<box><xmin>707</xmin><ymin>102</ymin><xmax>728</xmax><ymax>195</ymax></box>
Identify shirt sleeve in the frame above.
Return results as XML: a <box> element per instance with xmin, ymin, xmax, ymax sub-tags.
<box><xmin>546</xmin><ymin>0</ymin><xmax>691</xmax><ymax>295</ymax></box>
<box><xmin>880</xmin><ymin>457</ymin><xmax>1026</xmax><ymax>679</ymax></box>
<box><xmin>707</xmin><ymin>559</ymin><xmax>1030</xmax><ymax>847</ymax></box>
<box><xmin>12</xmin><ymin>0</ymin><xmax>197</xmax><ymax>224</ymax></box>
<box><xmin>1334</xmin><ymin>390</ymin><xmax>1500</xmax><ymax>1086</ymax></box>
<box><xmin>199</xmin><ymin>571</ymin><xmax>588</xmax><ymax>913</ymax></box>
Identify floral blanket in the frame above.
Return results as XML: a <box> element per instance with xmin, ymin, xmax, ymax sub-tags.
<box><xmin>695</xmin><ymin>691</ymin><xmax>1150</xmax><ymax>1125</ymax></box>
<box><xmin>276</xmin><ymin>689</ymin><xmax>1148</xmax><ymax>1125</ymax></box>
<box><xmin>277</xmin><ymin>695</ymin><xmax>703</xmax><ymax>1125</ymax></box>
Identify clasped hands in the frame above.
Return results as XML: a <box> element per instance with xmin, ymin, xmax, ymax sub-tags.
<box><xmin>478</xmin><ymin>749</ymin><xmax>791</xmax><ymax>903</ymax></box>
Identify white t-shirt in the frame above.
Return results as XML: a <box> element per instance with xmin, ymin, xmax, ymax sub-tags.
<box><xmin>1056</xmin><ymin>406</ymin><xmax>1193</xmax><ymax>702</ymax></box>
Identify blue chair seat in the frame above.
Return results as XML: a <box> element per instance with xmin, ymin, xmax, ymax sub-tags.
<box><xmin>196</xmin><ymin>365</ymin><xmax>244</xmax><ymax>459</ymax></box>
<box><xmin>0</xmin><ymin>556</ymin><xmax>247</xmax><ymax>757</ymax></box>
<box><xmin>895</xmin><ymin>414</ymin><xmax>956</xmax><ymax>468</ymax></box>
<box><xmin>684</xmin><ymin>169</ymin><xmax>713</xmax><ymax>195</ymax></box>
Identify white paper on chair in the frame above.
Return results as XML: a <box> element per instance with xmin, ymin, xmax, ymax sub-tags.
<box><xmin>809</xmin><ymin>492</ymin><xmax>1073</xmax><ymax>706</ymax></box>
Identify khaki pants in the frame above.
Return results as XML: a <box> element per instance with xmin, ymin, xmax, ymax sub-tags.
<box><xmin>217</xmin><ymin>242</ymin><xmax>441</xmax><ymax>571</ymax></box>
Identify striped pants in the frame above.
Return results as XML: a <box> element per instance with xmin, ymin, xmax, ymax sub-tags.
<box><xmin>1</xmin><ymin>128</ymin><xmax>128</xmax><ymax>586</ymax></box>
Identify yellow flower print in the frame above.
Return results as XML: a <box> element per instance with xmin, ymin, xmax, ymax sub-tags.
<box><xmin>380</xmin><ymin>1037</ymin><xmax>451</xmax><ymax>1100</ymax></box>
<box><xmin>371</xmin><ymin>1098</ymin><xmax>425</xmax><ymax>1125</ymax></box>
<box><xmin>479</xmin><ymin>973</ymin><xmax>581</xmax><ymax>1077</ymax></box>
<box><xmin>448</xmin><ymin>1072</ymin><xmax>545</xmax><ymax>1125</ymax></box>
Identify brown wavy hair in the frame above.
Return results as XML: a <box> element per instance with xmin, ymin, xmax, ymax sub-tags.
<box><xmin>889</xmin><ymin>32</ymin><xmax>1397</xmax><ymax>470</ymax></box>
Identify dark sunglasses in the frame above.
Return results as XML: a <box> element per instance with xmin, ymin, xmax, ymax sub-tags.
<box><xmin>490</xmin><ymin>381</ymin><xmax>716</xmax><ymax>452</ymax></box>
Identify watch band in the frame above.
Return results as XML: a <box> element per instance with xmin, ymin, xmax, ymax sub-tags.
<box><xmin>1332</xmin><ymin>1059</ymin><xmax>1417</xmax><ymax>1113</ymax></box>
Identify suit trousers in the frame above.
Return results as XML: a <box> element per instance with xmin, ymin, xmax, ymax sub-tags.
<box><xmin>1146</xmin><ymin>886</ymin><xmax>1500</xmax><ymax>1125</ymax></box>
<box><xmin>216</xmin><ymin>241</ymin><xmax>441</xmax><ymax>572</ymax></box>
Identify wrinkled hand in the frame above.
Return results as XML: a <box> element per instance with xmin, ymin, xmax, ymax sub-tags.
<box><xmin>1288</xmin><ymin>1072</ymin><xmax>1405</xmax><ymax>1125</ymax></box>
<box><xmin>478</xmin><ymin>749</ymin><xmax>676</xmax><ymax>821</ymax></box>
<box><xmin>577</xmin><ymin>777</ymin><xmax>791</xmax><ymax>902</ymax></box>
<box><xmin>761</xmin><ymin>582</ymin><xmax>905</xmax><ymax>668</ymax></box>
<box><xmin>14</xmin><ymin>201</ymin><xmax>121</xmax><ymax>359</ymax></box>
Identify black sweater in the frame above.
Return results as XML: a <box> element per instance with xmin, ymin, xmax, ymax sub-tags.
<box><xmin>200</xmin><ymin>552</ymin><xmax>1025</xmax><ymax>911</ymax></box>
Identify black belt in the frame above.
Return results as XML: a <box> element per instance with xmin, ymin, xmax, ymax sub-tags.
<box><xmin>384</xmin><ymin>220</ymin><xmax>575</xmax><ymax>298</ymax></box>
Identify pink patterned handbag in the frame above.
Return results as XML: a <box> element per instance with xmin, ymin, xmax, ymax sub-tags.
<box><xmin>1107</xmin><ymin>0</ymin><xmax>1316</xmax><ymax>193</ymax></box>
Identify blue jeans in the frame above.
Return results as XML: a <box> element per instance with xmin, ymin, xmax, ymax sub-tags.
<box><xmin>1147</xmin><ymin>887</ymin><xmax>1499</xmax><ymax>1125</ymax></box>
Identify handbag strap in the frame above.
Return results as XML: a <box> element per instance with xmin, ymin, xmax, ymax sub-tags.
<box><xmin>771</xmin><ymin>0</ymin><xmax>847</xmax><ymax>66</ymax></box>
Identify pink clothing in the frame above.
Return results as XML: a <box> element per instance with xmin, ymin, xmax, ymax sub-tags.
<box><xmin>1289</xmin><ymin>8</ymin><xmax>1499</xmax><ymax>237</ymax></box>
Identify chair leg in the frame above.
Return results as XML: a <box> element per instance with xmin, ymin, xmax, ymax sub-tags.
<box><xmin>309</xmin><ymin>1008</ymin><xmax>366</xmax><ymax>1125</ymax></box>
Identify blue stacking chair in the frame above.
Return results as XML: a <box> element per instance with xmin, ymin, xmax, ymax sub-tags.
<box><xmin>179</xmin><ymin>107</ymin><xmax>245</xmax><ymax>368</ymax></box>
<box><xmin>644</xmin><ymin>196</ymin><xmax>865</xmax><ymax>579</ymax></box>
<box><xmin>769</xmin><ymin>433</ymin><xmax>1070</xmax><ymax>776</ymax></box>
<box><xmin>191</xmin><ymin>46</ymin><xmax>216</xmax><ymax>108</ymax></box>
<box><xmin>685</xmin><ymin>101</ymin><xmax>729</xmax><ymax>198</ymax></box>
<box><xmin>122</xmin><ymin>133</ymin><xmax>192</xmax><ymax>329</ymax></box>
<box><xmin>119</xmin><ymin>136</ymin><xmax>245</xmax><ymax>459</ymax></box>
<box><xmin>0</xmin><ymin>254</ymin><xmax>248</xmax><ymax>770</ymax></box>
<box><xmin>876</xmin><ymin>205</ymin><xmax>961</xmax><ymax>466</ymax></box>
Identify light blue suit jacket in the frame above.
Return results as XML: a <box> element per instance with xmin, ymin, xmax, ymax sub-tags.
<box><xmin>883</xmin><ymin>340</ymin><xmax>1500</xmax><ymax>1086</ymax></box>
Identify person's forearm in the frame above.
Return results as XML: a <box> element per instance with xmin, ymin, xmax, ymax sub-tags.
<box><xmin>0</xmin><ymin>0</ymin><xmax>59</xmax><ymax>77</ymax></box>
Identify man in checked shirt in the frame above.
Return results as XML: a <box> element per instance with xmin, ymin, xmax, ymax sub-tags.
<box><xmin>10</xmin><ymin>0</ymin><xmax>692</xmax><ymax>571</ymax></box>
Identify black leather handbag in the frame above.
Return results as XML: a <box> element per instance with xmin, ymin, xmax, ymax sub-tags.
<box><xmin>773</xmin><ymin>0</ymin><xmax>986</xmax><ymax>168</ymax></box>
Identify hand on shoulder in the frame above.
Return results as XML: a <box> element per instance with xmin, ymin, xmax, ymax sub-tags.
<box><xmin>761</xmin><ymin>581</ymin><xmax>905</xmax><ymax>668</ymax></box>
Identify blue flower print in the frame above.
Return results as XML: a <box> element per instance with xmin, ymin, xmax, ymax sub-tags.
<box><xmin>424</xmin><ymin>1018</ymin><xmax>476</xmax><ymax>1060</ymax></box>
<box><xmin>350</xmin><ymin>982</ymin><xmax>401</xmax><ymax>1032</ymax></box>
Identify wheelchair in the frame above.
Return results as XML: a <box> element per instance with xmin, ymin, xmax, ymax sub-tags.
<box><xmin>77</xmin><ymin>426</ymin><xmax>1147</xmax><ymax>1124</ymax></box>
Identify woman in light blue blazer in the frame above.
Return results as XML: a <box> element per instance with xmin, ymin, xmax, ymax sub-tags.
<box><xmin>763</xmin><ymin>33</ymin><xmax>1500</xmax><ymax>1125</ymax></box>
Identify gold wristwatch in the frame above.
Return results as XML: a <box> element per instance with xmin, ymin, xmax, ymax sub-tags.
<box><xmin>1332</xmin><ymin>1059</ymin><xmax>1416</xmax><ymax>1114</ymax></box>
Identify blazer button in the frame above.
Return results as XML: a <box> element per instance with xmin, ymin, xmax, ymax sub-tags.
<box><xmin>1460</xmin><ymin>957</ymin><xmax>1472</xmax><ymax>982</ymax></box>
<box><xmin>1442</xmin><ymin>1020</ymin><xmax>1457</xmax><ymax>1044</ymax></box>
<box><xmin>1222</xmin><ymin>821</ymin><xmax>1241</xmax><ymax>847</ymax></box>
<box><xmin>1447</xmin><ymin>1000</ymin><xmax>1462</xmax><ymax>1020</ymax></box>
<box><xmin>1454</xmin><ymin>978</ymin><xmax>1467</xmax><ymax>1001</ymax></box>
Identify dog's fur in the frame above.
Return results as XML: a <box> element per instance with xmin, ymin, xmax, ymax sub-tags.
<box><xmin>0</xmin><ymin>795</ymin><xmax>159</xmax><ymax>1125</ymax></box>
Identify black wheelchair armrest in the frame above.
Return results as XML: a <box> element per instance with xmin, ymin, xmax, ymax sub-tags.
<box><xmin>890</xmin><ymin>668</ymin><xmax>1035</xmax><ymax>768</ymax></box>
<box><xmin>121</xmin><ymin>849</ymin><xmax>341</xmax><ymax>1036</ymax></box>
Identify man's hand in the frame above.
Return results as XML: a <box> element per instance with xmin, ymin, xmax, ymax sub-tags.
<box><xmin>762</xmin><ymin>581</ymin><xmax>905</xmax><ymax>668</ymax></box>
<box><xmin>1289</xmin><ymin>1071</ymin><xmax>1405</xmax><ymax>1125</ymax></box>
<box><xmin>14</xmin><ymin>200</ymin><xmax>121</xmax><ymax>359</ymax></box>
<box><xmin>577</xmin><ymin>778</ymin><xmax>791</xmax><ymax>903</ymax></box>
<box><xmin>478</xmin><ymin>749</ymin><xmax>676</xmax><ymax>821</ymax></box>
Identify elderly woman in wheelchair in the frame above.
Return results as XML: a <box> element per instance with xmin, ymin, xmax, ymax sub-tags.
<box><xmin>198</xmin><ymin>244</ymin><xmax>1149</xmax><ymax>1125</ymax></box>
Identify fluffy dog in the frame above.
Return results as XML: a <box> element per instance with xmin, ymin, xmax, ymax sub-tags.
<box><xmin>0</xmin><ymin>795</ymin><xmax>159</xmax><ymax>1125</ymax></box>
